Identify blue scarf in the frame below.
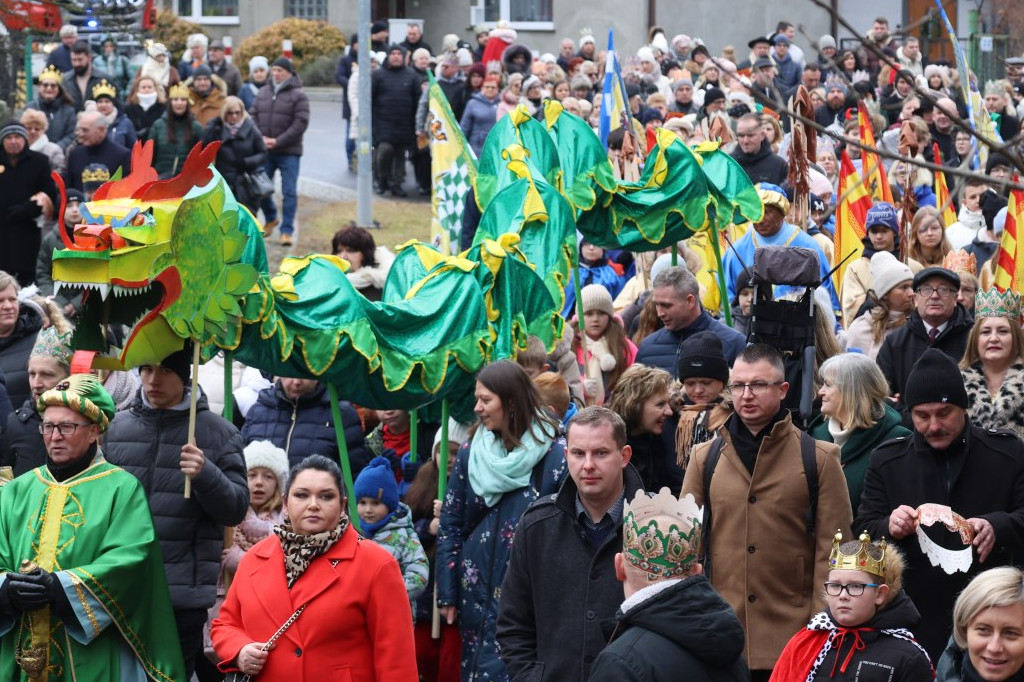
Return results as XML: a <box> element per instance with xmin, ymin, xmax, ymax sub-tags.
<box><xmin>360</xmin><ymin>510</ymin><xmax>397</xmax><ymax>537</ymax></box>
<box><xmin>468</xmin><ymin>416</ymin><xmax>555</xmax><ymax>507</ymax></box>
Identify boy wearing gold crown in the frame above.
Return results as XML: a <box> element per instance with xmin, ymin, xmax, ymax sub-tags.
<box><xmin>589</xmin><ymin>488</ymin><xmax>748</xmax><ymax>682</ymax></box>
<box><xmin>771</xmin><ymin>531</ymin><xmax>933</xmax><ymax>681</ymax></box>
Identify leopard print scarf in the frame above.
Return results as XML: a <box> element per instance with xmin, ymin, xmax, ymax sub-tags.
<box><xmin>273</xmin><ymin>518</ymin><xmax>348</xmax><ymax>587</ymax></box>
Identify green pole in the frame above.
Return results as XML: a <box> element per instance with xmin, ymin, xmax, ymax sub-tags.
<box><xmin>408</xmin><ymin>408</ymin><xmax>419</xmax><ymax>463</ymax></box>
<box><xmin>438</xmin><ymin>399</ymin><xmax>450</xmax><ymax>499</ymax></box>
<box><xmin>222</xmin><ymin>351</ymin><xmax>233</xmax><ymax>422</ymax></box>
<box><xmin>24</xmin><ymin>32</ymin><xmax>32</xmax><ymax>104</ymax></box>
<box><xmin>710</xmin><ymin>227</ymin><xmax>732</xmax><ymax>327</ymax></box>
<box><xmin>327</xmin><ymin>384</ymin><xmax>360</xmax><ymax>533</ymax></box>
<box><xmin>670</xmin><ymin>249</ymin><xmax>678</xmax><ymax>267</ymax></box>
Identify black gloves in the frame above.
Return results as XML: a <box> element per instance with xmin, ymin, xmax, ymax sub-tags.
<box><xmin>0</xmin><ymin>574</ymin><xmax>49</xmax><ymax>613</ymax></box>
<box><xmin>5</xmin><ymin>200</ymin><xmax>43</xmax><ymax>223</ymax></box>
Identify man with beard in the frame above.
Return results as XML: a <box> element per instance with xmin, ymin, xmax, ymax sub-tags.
<box><xmin>24</xmin><ymin>65</ymin><xmax>76</xmax><ymax>149</ymax></box>
<box><xmin>815</xmin><ymin>77</ymin><xmax>849</xmax><ymax>128</ymax></box>
<box><xmin>64</xmin><ymin>111</ymin><xmax>131</xmax><ymax>193</ymax></box>
<box><xmin>61</xmin><ymin>41</ymin><xmax>108</xmax><ymax>112</ymax></box>
<box><xmin>0</xmin><ymin>121</ymin><xmax>56</xmax><ymax>286</ymax></box>
<box><xmin>188</xmin><ymin>64</ymin><xmax>227</xmax><ymax>127</ymax></box>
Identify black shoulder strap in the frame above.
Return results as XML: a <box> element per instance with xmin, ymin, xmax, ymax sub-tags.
<box><xmin>700</xmin><ymin>436</ymin><xmax>726</xmax><ymax>581</ymax></box>
<box><xmin>800</xmin><ymin>432</ymin><xmax>819</xmax><ymax>536</ymax></box>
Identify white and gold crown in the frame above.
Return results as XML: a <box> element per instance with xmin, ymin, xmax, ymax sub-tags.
<box><xmin>623</xmin><ymin>488</ymin><xmax>703</xmax><ymax>580</ymax></box>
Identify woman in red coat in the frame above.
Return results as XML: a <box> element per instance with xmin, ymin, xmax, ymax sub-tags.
<box><xmin>211</xmin><ymin>454</ymin><xmax>419</xmax><ymax>681</ymax></box>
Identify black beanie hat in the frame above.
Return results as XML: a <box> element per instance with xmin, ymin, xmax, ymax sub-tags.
<box><xmin>158</xmin><ymin>344</ymin><xmax>193</xmax><ymax>386</ymax></box>
<box><xmin>980</xmin><ymin>189</ymin><xmax>1009</xmax><ymax>231</ymax></box>
<box><xmin>677</xmin><ymin>332</ymin><xmax>729</xmax><ymax>383</ymax></box>
<box><xmin>704</xmin><ymin>87</ymin><xmax>726</xmax><ymax>107</ymax></box>
<box><xmin>903</xmin><ymin>348</ymin><xmax>968</xmax><ymax>410</ymax></box>
<box><xmin>986</xmin><ymin>152</ymin><xmax>1012</xmax><ymax>174</ymax></box>
<box><xmin>272</xmin><ymin>56</ymin><xmax>295</xmax><ymax>74</ymax></box>
<box><xmin>192</xmin><ymin>64</ymin><xmax>213</xmax><ymax>79</ymax></box>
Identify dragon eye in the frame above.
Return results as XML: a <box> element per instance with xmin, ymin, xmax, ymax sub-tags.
<box><xmin>131</xmin><ymin>213</ymin><xmax>147</xmax><ymax>226</ymax></box>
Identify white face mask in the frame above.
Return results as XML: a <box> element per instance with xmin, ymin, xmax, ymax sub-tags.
<box><xmin>138</xmin><ymin>91</ymin><xmax>158</xmax><ymax>109</ymax></box>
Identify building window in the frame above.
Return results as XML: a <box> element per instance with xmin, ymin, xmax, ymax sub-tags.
<box><xmin>177</xmin><ymin>0</ymin><xmax>239</xmax><ymax>23</ymax></box>
<box><xmin>477</xmin><ymin>0</ymin><xmax>553</xmax><ymax>26</ymax></box>
<box><xmin>286</xmin><ymin>0</ymin><xmax>328</xmax><ymax>20</ymax></box>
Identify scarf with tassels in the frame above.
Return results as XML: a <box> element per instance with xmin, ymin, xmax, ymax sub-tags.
<box><xmin>675</xmin><ymin>402</ymin><xmax>731</xmax><ymax>468</ymax></box>
<box><xmin>273</xmin><ymin>519</ymin><xmax>348</xmax><ymax>587</ymax></box>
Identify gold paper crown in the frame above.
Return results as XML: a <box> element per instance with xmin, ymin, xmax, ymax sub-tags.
<box><xmin>91</xmin><ymin>79</ymin><xmax>117</xmax><ymax>100</ymax></box>
<box><xmin>168</xmin><ymin>82</ymin><xmax>192</xmax><ymax>103</ymax></box>
<box><xmin>975</xmin><ymin>288</ymin><xmax>1024</xmax><ymax>322</ymax></box>
<box><xmin>941</xmin><ymin>249</ymin><xmax>978</xmax><ymax>276</ymax></box>
<box><xmin>81</xmin><ymin>165</ymin><xmax>111</xmax><ymax>184</ymax></box>
<box><xmin>829</xmin><ymin>530</ymin><xmax>886</xmax><ymax>575</ymax></box>
<box><xmin>38</xmin><ymin>65</ymin><xmax>62</xmax><ymax>84</ymax></box>
<box><xmin>623</xmin><ymin>488</ymin><xmax>703</xmax><ymax>580</ymax></box>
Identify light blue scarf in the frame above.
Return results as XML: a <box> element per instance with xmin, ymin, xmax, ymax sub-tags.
<box><xmin>468</xmin><ymin>417</ymin><xmax>555</xmax><ymax>507</ymax></box>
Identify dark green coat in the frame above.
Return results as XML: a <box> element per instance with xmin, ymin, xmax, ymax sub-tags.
<box><xmin>146</xmin><ymin>115</ymin><xmax>203</xmax><ymax>178</ymax></box>
<box><xmin>809</xmin><ymin>403</ymin><xmax>910</xmax><ymax>513</ymax></box>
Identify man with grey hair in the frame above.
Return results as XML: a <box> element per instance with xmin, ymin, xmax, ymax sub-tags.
<box><xmin>178</xmin><ymin>33</ymin><xmax>208</xmax><ymax>81</ymax></box>
<box><xmin>64</xmin><ymin>111</ymin><xmax>131</xmax><ymax>192</ymax></box>
<box><xmin>46</xmin><ymin>24</ymin><xmax>77</xmax><ymax>73</ymax></box>
<box><xmin>557</xmin><ymin>38</ymin><xmax>575</xmax><ymax>72</ymax></box>
<box><xmin>634</xmin><ymin>266</ymin><xmax>746</xmax><ymax>376</ymax></box>
<box><xmin>498</xmin><ymin>406</ymin><xmax>645</xmax><ymax>682</ymax></box>
<box><xmin>400</xmin><ymin>21</ymin><xmax>432</xmax><ymax>58</ymax></box>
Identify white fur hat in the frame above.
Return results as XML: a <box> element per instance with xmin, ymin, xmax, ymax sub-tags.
<box><xmin>243</xmin><ymin>440</ymin><xmax>290</xmax><ymax>492</ymax></box>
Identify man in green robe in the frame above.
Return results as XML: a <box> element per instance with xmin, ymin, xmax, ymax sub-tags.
<box><xmin>0</xmin><ymin>373</ymin><xmax>186</xmax><ymax>681</ymax></box>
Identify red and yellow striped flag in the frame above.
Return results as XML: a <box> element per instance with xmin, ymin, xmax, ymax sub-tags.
<box><xmin>994</xmin><ymin>186</ymin><xmax>1024</xmax><ymax>293</ymax></box>
<box><xmin>834</xmin><ymin>149</ymin><xmax>874</xmax><ymax>300</ymax></box>
<box><xmin>858</xmin><ymin>107</ymin><xmax>894</xmax><ymax>203</ymax></box>
<box><xmin>932</xmin><ymin>143</ymin><xmax>957</xmax><ymax>227</ymax></box>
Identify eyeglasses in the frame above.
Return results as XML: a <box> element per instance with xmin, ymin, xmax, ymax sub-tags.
<box><xmin>726</xmin><ymin>381</ymin><xmax>783</xmax><ymax>397</ymax></box>
<box><xmin>225</xmin><ymin>110</ymin><xmax>243</xmax><ymax>116</ymax></box>
<box><xmin>39</xmin><ymin>83</ymin><xmax>58</xmax><ymax>89</ymax></box>
<box><xmin>39</xmin><ymin>422</ymin><xmax>92</xmax><ymax>437</ymax></box>
<box><xmin>916</xmin><ymin>285</ymin><xmax>956</xmax><ymax>298</ymax></box>
<box><xmin>824</xmin><ymin>582</ymin><xmax>881</xmax><ymax>597</ymax></box>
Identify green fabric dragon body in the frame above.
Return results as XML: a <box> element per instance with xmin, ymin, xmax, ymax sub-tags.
<box><xmin>51</xmin><ymin>104</ymin><xmax>761</xmax><ymax>416</ymax></box>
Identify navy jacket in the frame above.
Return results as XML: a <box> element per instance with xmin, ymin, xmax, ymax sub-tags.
<box><xmin>241</xmin><ymin>381</ymin><xmax>371</xmax><ymax>476</ymax></box>
<box><xmin>635</xmin><ymin>310</ymin><xmax>746</xmax><ymax>377</ymax></box>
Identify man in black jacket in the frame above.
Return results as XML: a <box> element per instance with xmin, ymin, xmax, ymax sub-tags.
<box><xmin>371</xmin><ymin>44</ymin><xmax>420</xmax><ymax>197</ymax></box>
<box><xmin>498</xmin><ymin>407</ymin><xmax>644</xmax><ymax>682</ymax></box>
<box><xmin>104</xmin><ymin>346</ymin><xmax>248</xmax><ymax>678</ymax></box>
<box><xmin>877</xmin><ymin>267</ymin><xmax>973</xmax><ymax>408</ymax></box>
<box><xmin>854</xmin><ymin>349</ymin><xmax>1024</xmax><ymax>662</ymax></box>
<box><xmin>588</xmin><ymin>489</ymin><xmax>748</xmax><ymax>682</ymax></box>
<box><xmin>0</xmin><ymin>120</ymin><xmax>56</xmax><ymax>285</ymax></box>
<box><xmin>731</xmin><ymin>113</ymin><xmax>788</xmax><ymax>185</ymax></box>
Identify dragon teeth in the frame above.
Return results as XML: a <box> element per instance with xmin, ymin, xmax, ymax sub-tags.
<box><xmin>97</xmin><ymin>283</ymin><xmax>110</xmax><ymax>301</ymax></box>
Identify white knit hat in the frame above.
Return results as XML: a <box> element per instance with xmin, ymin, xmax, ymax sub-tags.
<box><xmin>243</xmin><ymin>440</ymin><xmax>290</xmax><ymax>492</ymax></box>
<box><xmin>580</xmin><ymin>284</ymin><xmax>614</xmax><ymax>317</ymax></box>
<box><xmin>869</xmin><ymin>251</ymin><xmax>914</xmax><ymax>300</ymax></box>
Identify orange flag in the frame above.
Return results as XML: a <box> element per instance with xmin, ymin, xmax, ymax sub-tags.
<box><xmin>932</xmin><ymin>142</ymin><xmax>957</xmax><ymax>227</ymax></box>
<box><xmin>834</xmin><ymin>149</ymin><xmax>873</xmax><ymax>303</ymax></box>
<box><xmin>994</xmin><ymin>186</ymin><xmax>1024</xmax><ymax>293</ymax></box>
<box><xmin>858</xmin><ymin>107</ymin><xmax>894</xmax><ymax>203</ymax></box>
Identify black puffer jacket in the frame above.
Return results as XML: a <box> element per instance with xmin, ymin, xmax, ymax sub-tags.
<box><xmin>103</xmin><ymin>388</ymin><xmax>249</xmax><ymax>611</ymax></box>
<box><xmin>877</xmin><ymin>306</ymin><xmax>973</xmax><ymax>407</ymax></box>
<box><xmin>588</xmin><ymin>574</ymin><xmax>749</xmax><ymax>682</ymax></box>
<box><xmin>240</xmin><ymin>382</ymin><xmax>371</xmax><ymax>475</ymax></box>
<box><xmin>808</xmin><ymin>592</ymin><xmax>934</xmax><ymax>681</ymax></box>
<box><xmin>202</xmin><ymin>116</ymin><xmax>268</xmax><ymax>210</ymax></box>
<box><xmin>1</xmin><ymin>400</ymin><xmax>46</xmax><ymax>476</ymax></box>
<box><xmin>730</xmin><ymin>138</ymin><xmax>789</xmax><ymax>186</ymax></box>
<box><xmin>250</xmin><ymin>74</ymin><xmax>310</xmax><ymax>156</ymax></box>
<box><xmin>370</xmin><ymin>51</ymin><xmax>421</xmax><ymax>146</ymax></box>
<box><xmin>0</xmin><ymin>305</ymin><xmax>43</xmax><ymax>408</ymax></box>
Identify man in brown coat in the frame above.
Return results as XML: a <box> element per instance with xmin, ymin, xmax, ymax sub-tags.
<box><xmin>681</xmin><ymin>344</ymin><xmax>852</xmax><ymax>681</ymax></box>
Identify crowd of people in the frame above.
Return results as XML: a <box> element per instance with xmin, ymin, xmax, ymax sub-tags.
<box><xmin>1</xmin><ymin>12</ymin><xmax>1024</xmax><ymax>682</ymax></box>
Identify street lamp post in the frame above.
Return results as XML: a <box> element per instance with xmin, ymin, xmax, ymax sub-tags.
<box><xmin>357</xmin><ymin>0</ymin><xmax>372</xmax><ymax>227</ymax></box>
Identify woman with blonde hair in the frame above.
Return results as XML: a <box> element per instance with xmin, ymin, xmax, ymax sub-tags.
<box><xmin>761</xmin><ymin>114</ymin><xmax>785</xmax><ymax>154</ymax></box>
<box><xmin>808</xmin><ymin>354</ymin><xmax>910</xmax><ymax>511</ymax></box>
<box><xmin>607</xmin><ymin>364</ymin><xmax>679</xmax><ymax>493</ymax></box>
<box><xmin>200</xmin><ymin>95</ymin><xmax>267</xmax><ymax>213</ymax></box>
<box><xmin>908</xmin><ymin>206</ymin><xmax>953</xmax><ymax>266</ymax></box>
<box><xmin>959</xmin><ymin>289</ymin><xmax>1024</xmax><ymax>437</ymax></box>
<box><xmin>937</xmin><ymin>566</ymin><xmax>1024</xmax><ymax>681</ymax></box>
<box><xmin>20</xmin><ymin>108</ymin><xmax>64</xmax><ymax>173</ymax></box>
<box><xmin>124</xmin><ymin>75</ymin><xmax>166</xmax><ymax>141</ymax></box>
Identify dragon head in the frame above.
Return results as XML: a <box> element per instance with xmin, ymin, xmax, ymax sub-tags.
<box><xmin>52</xmin><ymin>141</ymin><xmax>261</xmax><ymax>371</ymax></box>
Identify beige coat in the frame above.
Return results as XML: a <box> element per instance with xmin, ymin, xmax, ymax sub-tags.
<box><xmin>681</xmin><ymin>414</ymin><xmax>853</xmax><ymax>671</ymax></box>
<box><xmin>840</xmin><ymin>254</ymin><xmax>922</xmax><ymax>326</ymax></box>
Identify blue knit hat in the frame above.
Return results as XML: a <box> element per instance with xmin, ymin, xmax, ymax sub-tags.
<box><xmin>866</xmin><ymin>201</ymin><xmax>899</xmax><ymax>234</ymax></box>
<box><xmin>353</xmin><ymin>456</ymin><xmax>399</xmax><ymax>512</ymax></box>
